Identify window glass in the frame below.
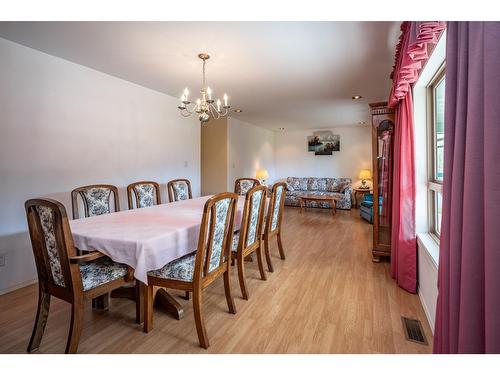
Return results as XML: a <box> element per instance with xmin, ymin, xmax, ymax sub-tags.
<box><xmin>434</xmin><ymin>78</ymin><xmax>445</xmax><ymax>182</ymax></box>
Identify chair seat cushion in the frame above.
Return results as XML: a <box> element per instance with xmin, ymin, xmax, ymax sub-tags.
<box><xmin>80</xmin><ymin>257</ymin><xmax>128</xmax><ymax>291</ymax></box>
<box><xmin>360</xmin><ymin>201</ymin><xmax>373</xmax><ymax>208</ymax></box>
<box><xmin>147</xmin><ymin>252</ymin><xmax>196</xmax><ymax>281</ymax></box>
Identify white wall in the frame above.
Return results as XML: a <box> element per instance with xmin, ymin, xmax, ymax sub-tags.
<box><xmin>412</xmin><ymin>32</ymin><xmax>446</xmax><ymax>331</ymax></box>
<box><xmin>0</xmin><ymin>38</ymin><xmax>201</xmax><ymax>293</ymax></box>
<box><xmin>227</xmin><ymin>118</ymin><xmax>275</xmax><ymax>189</ymax></box>
<box><xmin>274</xmin><ymin>126</ymin><xmax>372</xmax><ymax>187</ymax></box>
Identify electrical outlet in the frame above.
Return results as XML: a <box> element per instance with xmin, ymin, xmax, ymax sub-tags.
<box><xmin>184</xmin><ymin>161</ymin><xmax>188</xmax><ymax>168</ymax></box>
<box><xmin>0</xmin><ymin>254</ymin><xmax>5</xmax><ymax>267</ymax></box>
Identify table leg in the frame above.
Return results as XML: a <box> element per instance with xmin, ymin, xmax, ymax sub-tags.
<box><xmin>332</xmin><ymin>200</ymin><xmax>337</xmax><ymax>216</ymax></box>
<box><xmin>154</xmin><ymin>288</ymin><xmax>185</xmax><ymax>320</ymax></box>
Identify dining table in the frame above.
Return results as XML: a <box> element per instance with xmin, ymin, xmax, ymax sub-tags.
<box><xmin>69</xmin><ymin>195</ymin><xmax>246</xmax><ymax>320</ymax></box>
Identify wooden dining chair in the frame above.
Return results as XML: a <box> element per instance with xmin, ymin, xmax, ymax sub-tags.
<box><xmin>25</xmin><ymin>198</ymin><xmax>135</xmax><ymax>354</ymax></box>
<box><xmin>167</xmin><ymin>179</ymin><xmax>193</xmax><ymax>202</ymax></box>
<box><xmin>143</xmin><ymin>192</ymin><xmax>238</xmax><ymax>349</ymax></box>
<box><xmin>127</xmin><ymin>181</ymin><xmax>161</xmax><ymax>209</ymax></box>
<box><xmin>262</xmin><ymin>182</ymin><xmax>287</xmax><ymax>272</ymax></box>
<box><xmin>71</xmin><ymin>184</ymin><xmax>120</xmax><ymax>219</ymax></box>
<box><xmin>234</xmin><ymin>178</ymin><xmax>260</xmax><ymax>195</ymax></box>
<box><xmin>231</xmin><ymin>185</ymin><xmax>267</xmax><ymax>300</ymax></box>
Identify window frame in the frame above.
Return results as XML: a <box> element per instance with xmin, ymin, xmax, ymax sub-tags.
<box><xmin>426</xmin><ymin>64</ymin><xmax>445</xmax><ymax>241</ymax></box>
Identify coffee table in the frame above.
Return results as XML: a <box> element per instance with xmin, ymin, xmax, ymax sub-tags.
<box><xmin>299</xmin><ymin>195</ymin><xmax>339</xmax><ymax>215</ymax></box>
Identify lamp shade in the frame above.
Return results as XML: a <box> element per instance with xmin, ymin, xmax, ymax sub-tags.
<box><xmin>359</xmin><ymin>169</ymin><xmax>372</xmax><ymax>180</ymax></box>
<box><xmin>256</xmin><ymin>169</ymin><xmax>269</xmax><ymax>180</ymax></box>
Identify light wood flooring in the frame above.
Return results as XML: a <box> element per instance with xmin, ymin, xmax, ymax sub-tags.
<box><xmin>0</xmin><ymin>207</ymin><xmax>433</xmax><ymax>353</ymax></box>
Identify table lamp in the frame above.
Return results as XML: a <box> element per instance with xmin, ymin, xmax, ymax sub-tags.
<box><xmin>256</xmin><ymin>169</ymin><xmax>269</xmax><ymax>185</ymax></box>
<box><xmin>359</xmin><ymin>169</ymin><xmax>372</xmax><ymax>189</ymax></box>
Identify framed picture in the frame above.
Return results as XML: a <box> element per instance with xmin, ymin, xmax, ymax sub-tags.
<box><xmin>307</xmin><ymin>131</ymin><xmax>340</xmax><ymax>155</ymax></box>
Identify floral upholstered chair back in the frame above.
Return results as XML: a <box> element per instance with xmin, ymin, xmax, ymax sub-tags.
<box><xmin>266</xmin><ymin>182</ymin><xmax>286</xmax><ymax>234</ymax></box>
<box><xmin>167</xmin><ymin>179</ymin><xmax>192</xmax><ymax>202</ymax></box>
<box><xmin>195</xmin><ymin>193</ymin><xmax>237</xmax><ymax>277</ymax></box>
<box><xmin>236</xmin><ymin>185</ymin><xmax>267</xmax><ymax>252</ymax></box>
<box><xmin>71</xmin><ymin>184</ymin><xmax>120</xmax><ymax>219</ymax></box>
<box><xmin>127</xmin><ymin>181</ymin><xmax>161</xmax><ymax>209</ymax></box>
<box><xmin>25</xmin><ymin>198</ymin><xmax>76</xmax><ymax>290</ymax></box>
<box><xmin>234</xmin><ymin>178</ymin><xmax>260</xmax><ymax>196</ymax></box>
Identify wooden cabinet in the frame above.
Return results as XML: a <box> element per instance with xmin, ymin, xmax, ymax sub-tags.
<box><xmin>369</xmin><ymin>102</ymin><xmax>395</xmax><ymax>262</ymax></box>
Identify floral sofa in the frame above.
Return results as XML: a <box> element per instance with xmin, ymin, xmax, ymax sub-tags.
<box><xmin>284</xmin><ymin>177</ymin><xmax>353</xmax><ymax>210</ymax></box>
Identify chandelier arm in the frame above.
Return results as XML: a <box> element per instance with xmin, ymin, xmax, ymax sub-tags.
<box><xmin>182</xmin><ymin>105</ymin><xmax>194</xmax><ymax>115</ymax></box>
<box><xmin>208</xmin><ymin>104</ymin><xmax>216</xmax><ymax>119</ymax></box>
<box><xmin>213</xmin><ymin>106</ymin><xmax>222</xmax><ymax>120</ymax></box>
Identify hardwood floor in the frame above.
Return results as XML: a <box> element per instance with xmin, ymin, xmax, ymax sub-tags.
<box><xmin>0</xmin><ymin>207</ymin><xmax>433</xmax><ymax>353</ymax></box>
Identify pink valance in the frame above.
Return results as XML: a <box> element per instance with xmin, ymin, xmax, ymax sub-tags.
<box><xmin>389</xmin><ymin>21</ymin><xmax>446</xmax><ymax>107</ymax></box>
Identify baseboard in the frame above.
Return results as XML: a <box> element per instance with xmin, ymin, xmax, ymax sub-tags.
<box><xmin>0</xmin><ymin>279</ymin><xmax>37</xmax><ymax>296</ymax></box>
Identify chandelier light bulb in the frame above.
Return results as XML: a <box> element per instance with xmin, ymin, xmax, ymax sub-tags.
<box><xmin>184</xmin><ymin>88</ymin><xmax>189</xmax><ymax>100</ymax></box>
<box><xmin>207</xmin><ymin>87</ymin><xmax>212</xmax><ymax>100</ymax></box>
<box><xmin>179</xmin><ymin>94</ymin><xmax>186</xmax><ymax>109</ymax></box>
<box><xmin>217</xmin><ymin>99</ymin><xmax>221</xmax><ymax>112</ymax></box>
<box><xmin>223</xmin><ymin>93</ymin><xmax>228</xmax><ymax>107</ymax></box>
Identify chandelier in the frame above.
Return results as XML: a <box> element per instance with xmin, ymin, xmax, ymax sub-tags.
<box><xmin>178</xmin><ymin>53</ymin><xmax>230</xmax><ymax>124</ymax></box>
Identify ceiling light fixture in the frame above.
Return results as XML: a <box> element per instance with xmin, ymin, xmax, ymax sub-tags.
<box><xmin>178</xmin><ymin>53</ymin><xmax>230</xmax><ymax>124</ymax></box>
<box><xmin>234</xmin><ymin>109</ymin><xmax>243</xmax><ymax>113</ymax></box>
<box><xmin>352</xmin><ymin>95</ymin><xmax>363</xmax><ymax>100</ymax></box>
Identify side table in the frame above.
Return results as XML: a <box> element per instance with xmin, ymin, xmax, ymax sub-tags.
<box><xmin>353</xmin><ymin>188</ymin><xmax>372</xmax><ymax>208</ymax></box>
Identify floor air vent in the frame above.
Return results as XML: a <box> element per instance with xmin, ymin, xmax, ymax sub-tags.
<box><xmin>401</xmin><ymin>317</ymin><xmax>428</xmax><ymax>345</ymax></box>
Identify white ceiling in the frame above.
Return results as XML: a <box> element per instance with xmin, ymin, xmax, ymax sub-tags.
<box><xmin>0</xmin><ymin>21</ymin><xmax>400</xmax><ymax>131</ymax></box>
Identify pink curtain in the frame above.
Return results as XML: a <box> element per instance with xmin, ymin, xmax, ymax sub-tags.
<box><xmin>434</xmin><ymin>22</ymin><xmax>500</xmax><ymax>354</ymax></box>
<box><xmin>390</xmin><ymin>91</ymin><xmax>416</xmax><ymax>293</ymax></box>
<box><xmin>388</xmin><ymin>21</ymin><xmax>445</xmax><ymax>293</ymax></box>
<box><xmin>389</xmin><ymin>21</ymin><xmax>447</xmax><ymax>106</ymax></box>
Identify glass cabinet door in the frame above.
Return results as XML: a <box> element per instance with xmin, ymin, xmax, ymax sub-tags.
<box><xmin>375</xmin><ymin>119</ymin><xmax>394</xmax><ymax>247</ymax></box>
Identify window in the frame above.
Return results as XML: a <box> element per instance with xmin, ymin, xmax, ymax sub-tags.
<box><xmin>428</xmin><ymin>68</ymin><xmax>445</xmax><ymax>239</ymax></box>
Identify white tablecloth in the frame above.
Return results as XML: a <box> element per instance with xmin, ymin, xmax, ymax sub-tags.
<box><xmin>70</xmin><ymin>195</ymin><xmax>245</xmax><ymax>283</ymax></box>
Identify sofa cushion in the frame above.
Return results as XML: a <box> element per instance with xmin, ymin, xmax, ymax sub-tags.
<box><xmin>326</xmin><ymin>178</ymin><xmax>351</xmax><ymax>192</ymax></box>
<box><xmin>307</xmin><ymin>178</ymin><xmax>327</xmax><ymax>192</ymax></box>
<box><xmin>286</xmin><ymin>177</ymin><xmax>308</xmax><ymax>191</ymax></box>
<box><xmin>326</xmin><ymin>178</ymin><xmax>341</xmax><ymax>192</ymax></box>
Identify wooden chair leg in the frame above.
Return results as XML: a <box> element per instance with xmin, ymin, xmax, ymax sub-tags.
<box><xmin>193</xmin><ymin>288</ymin><xmax>209</xmax><ymax>349</ymax></box>
<box><xmin>236</xmin><ymin>255</ymin><xmax>249</xmax><ymax>300</ymax></box>
<box><xmin>223</xmin><ymin>269</ymin><xmax>237</xmax><ymax>314</ymax></box>
<box><xmin>277</xmin><ymin>232</ymin><xmax>286</xmax><ymax>260</ymax></box>
<box><xmin>143</xmin><ymin>283</ymin><xmax>154</xmax><ymax>333</ymax></box>
<box><xmin>256</xmin><ymin>246</ymin><xmax>267</xmax><ymax>281</ymax></box>
<box><xmin>184</xmin><ymin>291</ymin><xmax>190</xmax><ymax>300</ymax></box>
<box><xmin>264</xmin><ymin>236</ymin><xmax>274</xmax><ymax>272</ymax></box>
<box><xmin>135</xmin><ymin>281</ymin><xmax>144</xmax><ymax>324</ymax></box>
<box><xmin>65</xmin><ymin>300</ymin><xmax>84</xmax><ymax>354</ymax></box>
<box><xmin>92</xmin><ymin>293</ymin><xmax>109</xmax><ymax>310</ymax></box>
<box><xmin>27</xmin><ymin>288</ymin><xmax>51</xmax><ymax>353</ymax></box>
